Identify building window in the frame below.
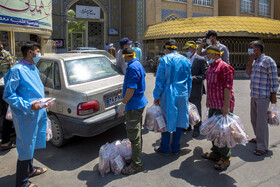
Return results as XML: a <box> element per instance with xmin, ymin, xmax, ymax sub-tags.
<box><xmin>166</xmin><ymin>0</ymin><xmax>187</xmax><ymax>2</ymax></box>
<box><xmin>240</xmin><ymin>0</ymin><xmax>254</xmax><ymax>13</ymax></box>
<box><xmin>259</xmin><ymin>0</ymin><xmax>270</xmax><ymax>16</ymax></box>
<box><xmin>193</xmin><ymin>0</ymin><xmax>212</xmax><ymax>7</ymax></box>
<box><xmin>164</xmin><ymin>15</ymin><xmax>180</xmax><ymax>21</ymax></box>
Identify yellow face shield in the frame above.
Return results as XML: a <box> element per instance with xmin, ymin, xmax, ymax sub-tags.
<box><xmin>165</xmin><ymin>45</ymin><xmax>177</xmax><ymax>50</ymax></box>
<box><xmin>122</xmin><ymin>52</ymin><xmax>136</xmax><ymax>59</ymax></box>
<box><xmin>206</xmin><ymin>49</ymin><xmax>224</xmax><ymax>56</ymax></box>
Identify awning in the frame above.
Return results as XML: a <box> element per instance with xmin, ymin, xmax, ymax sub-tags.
<box><xmin>143</xmin><ymin>16</ymin><xmax>280</xmax><ymax>40</ymax></box>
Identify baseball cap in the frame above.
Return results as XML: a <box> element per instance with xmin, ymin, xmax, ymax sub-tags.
<box><xmin>120</xmin><ymin>38</ymin><xmax>132</xmax><ymax>46</ymax></box>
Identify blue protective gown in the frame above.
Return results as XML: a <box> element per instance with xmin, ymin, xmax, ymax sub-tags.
<box><xmin>3</xmin><ymin>61</ymin><xmax>47</xmax><ymax>161</ymax></box>
<box><xmin>153</xmin><ymin>51</ymin><xmax>192</xmax><ymax>132</ymax></box>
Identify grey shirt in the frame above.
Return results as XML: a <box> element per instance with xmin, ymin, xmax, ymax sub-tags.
<box><xmin>116</xmin><ymin>49</ymin><xmax>127</xmax><ymax>74</ymax></box>
<box><xmin>201</xmin><ymin>42</ymin><xmax>230</xmax><ymax>64</ymax></box>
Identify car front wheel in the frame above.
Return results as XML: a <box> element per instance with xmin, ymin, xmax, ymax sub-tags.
<box><xmin>48</xmin><ymin>115</ymin><xmax>68</xmax><ymax>147</ymax></box>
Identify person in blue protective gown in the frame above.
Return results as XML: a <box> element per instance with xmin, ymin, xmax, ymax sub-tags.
<box><xmin>153</xmin><ymin>39</ymin><xmax>192</xmax><ymax>156</ymax></box>
<box><xmin>3</xmin><ymin>42</ymin><xmax>49</xmax><ymax>187</ymax></box>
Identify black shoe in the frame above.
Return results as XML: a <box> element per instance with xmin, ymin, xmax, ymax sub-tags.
<box><xmin>183</xmin><ymin>126</ymin><xmax>192</xmax><ymax>132</ymax></box>
<box><xmin>154</xmin><ymin>146</ymin><xmax>169</xmax><ymax>157</ymax></box>
<box><xmin>192</xmin><ymin>129</ymin><xmax>200</xmax><ymax>138</ymax></box>
<box><xmin>172</xmin><ymin>150</ymin><xmax>180</xmax><ymax>156</ymax></box>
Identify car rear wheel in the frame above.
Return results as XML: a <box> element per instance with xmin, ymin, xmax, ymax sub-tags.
<box><xmin>49</xmin><ymin>115</ymin><xmax>68</xmax><ymax>147</ymax></box>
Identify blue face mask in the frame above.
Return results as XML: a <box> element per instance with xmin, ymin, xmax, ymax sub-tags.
<box><xmin>248</xmin><ymin>49</ymin><xmax>254</xmax><ymax>55</ymax></box>
<box><xmin>186</xmin><ymin>51</ymin><xmax>193</xmax><ymax>58</ymax></box>
<box><xmin>208</xmin><ymin>58</ymin><xmax>214</xmax><ymax>64</ymax></box>
<box><xmin>32</xmin><ymin>53</ymin><xmax>41</xmax><ymax>64</ymax></box>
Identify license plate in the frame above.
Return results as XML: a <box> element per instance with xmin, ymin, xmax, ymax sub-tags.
<box><xmin>106</xmin><ymin>95</ymin><xmax>123</xmax><ymax>105</ymax></box>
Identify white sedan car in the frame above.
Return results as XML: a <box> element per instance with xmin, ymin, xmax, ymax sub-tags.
<box><xmin>37</xmin><ymin>53</ymin><xmax>125</xmax><ymax>147</ymax></box>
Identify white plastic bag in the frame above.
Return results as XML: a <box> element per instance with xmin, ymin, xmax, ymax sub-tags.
<box><xmin>109</xmin><ymin>148</ymin><xmax>125</xmax><ymax>175</ymax></box>
<box><xmin>98</xmin><ymin>143</ymin><xmax>111</xmax><ymax>177</ymax></box>
<box><xmin>200</xmin><ymin>113</ymin><xmax>248</xmax><ymax>148</ymax></box>
<box><xmin>119</xmin><ymin>139</ymin><xmax>132</xmax><ymax>163</ymax></box>
<box><xmin>46</xmin><ymin>118</ymin><xmax>53</xmax><ymax>141</ymax></box>
<box><xmin>188</xmin><ymin>102</ymin><xmax>201</xmax><ymax>125</ymax></box>
<box><xmin>267</xmin><ymin>104</ymin><xmax>280</xmax><ymax>126</ymax></box>
<box><xmin>144</xmin><ymin>104</ymin><xmax>167</xmax><ymax>132</ymax></box>
<box><xmin>5</xmin><ymin>105</ymin><xmax>12</xmax><ymax>121</ymax></box>
<box><xmin>202</xmin><ymin>108</ymin><xmax>209</xmax><ymax>123</ymax></box>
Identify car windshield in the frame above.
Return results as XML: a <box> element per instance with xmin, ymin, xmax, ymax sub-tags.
<box><xmin>84</xmin><ymin>51</ymin><xmax>115</xmax><ymax>60</ymax></box>
<box><xmin>65</xmin><ymin>57</ymin><xmax>119</xmax><ymax>85</ymax></box>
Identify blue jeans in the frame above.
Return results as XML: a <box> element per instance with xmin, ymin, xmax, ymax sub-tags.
<box><xmin>160</xmin><ymin>128</ymin><xmax>183</xmax><ymax>154</ymax></box>
<box><xmin>16</xmin><ymin>159</ymin><xmax>34</xmax><ymax>187</ymax></box>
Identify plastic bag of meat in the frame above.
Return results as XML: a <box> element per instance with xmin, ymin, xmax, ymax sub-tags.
<box><xmin>109</xmin><ymin>149</ymin><xmax>125</xmax><ymax>175</ymax></box>
<box><xmin>188</xmin><ymin>102</ymin><xmax>201</xmax><ymax>125</ymax></box>
<box><xmin>118</xmin><ymin>139</ymin><xmax>132</xmax><ymax>163</ymax></box>
<box><xmin>202</xmin><ymin>108</ymin><xmax>209</xmax><ymax>123</ymax></box>
<box><xmin>267</xmin><ymin>104</ymin><xmax>280</xmax><ymax>126</ymax></box>
<box><xmin>98</xmin><ymin>143</ymin><xmax>111</xmax><ymax>177</ymax></box>
<box><xmin>46</xmin><ymin>118</ymin><xmax>53</xmax><ymax>141</ymax></box>
<box><xmin>201</xmin><ymin>113</ymin><xmax>248</xmax><ymax>148</ymax></box>
<box><xmin>144</xmin><ymin>104</ymin><xmax>167</xmax><ymax>132</ymax></box>
<box><xmin>5</xmin><ymin>105</ymin><xmax>12</xmax><ymax>121</ymax></box>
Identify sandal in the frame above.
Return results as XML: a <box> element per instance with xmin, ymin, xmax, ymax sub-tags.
<box><xmin>201</xmin><ymin>152</ymin><xmax>219</xmax><ymax>161</ymax></box>
<box><xmin>249</xmin><ymin>138</ymin><xmax>257</xmax><ymax>143</ymax></box>
<box><xmin>29</xmin><ymin>167</ymin><xmax>47</xmax><ymax>178</ymax></box>
<box><xmin>0</xmin><ymin>141</ymin><xmax>16</xmax><ymax>151</ymax></box>
<box><xmin>254</xmin><ymin>149</ymin><xmax>268</xmax><ymax>156</ymax></box>
<box><xmin>121</xmin><ymin>164</ymin><xmax>143</xmax><ymax>175</ymax></box>
<box><xmin>26</xmin><ymin>180</ymin><xmax>39</xmax><ymax>187</ymax></box>
<box><xmin>214</xmin><ymin>157</ymin><xmax>231</xmax><ymax>171</ymax></box>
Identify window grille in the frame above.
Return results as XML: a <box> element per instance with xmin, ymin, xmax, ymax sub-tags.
<box><xmin>259</xmin><ymin>0</ymin><xmax>270</xmax><ymax>16</ymax></box>
<box><xmin>240</xmin><ymin>0</ymin><xmax>254</xmax><ymax>13</ymax></box>
<box><xmin>193</xmin><ymin>0</ymin><xmax>212</xmax><ymax>7</ymax></box>
<box><xmin>164</xmin><ymin>15</ymin><xmax>180</xmax><ymax>21</ymax></box>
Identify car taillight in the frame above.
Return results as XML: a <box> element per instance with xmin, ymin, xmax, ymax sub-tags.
<box><xmin>77</xmin><ymin>101</ymin><xmax>99</xmax><ymax>116</ymax></box>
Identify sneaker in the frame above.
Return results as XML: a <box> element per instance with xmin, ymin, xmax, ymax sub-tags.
<box><xmin>192</xmin><ymin>129</ymin><xmax>200</xmax><ymax>138</ymax></box>
<box><xmin>154</xmin><ymin>146</ymin><xmax>169</xmax><ymax>157</ymax></box>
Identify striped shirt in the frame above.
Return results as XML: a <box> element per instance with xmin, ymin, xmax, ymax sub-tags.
<box><xmin>249</xmin><ymin>54</ymin><xmax>279</xmax><ymax>98</ymax></box>
<box><xmin>0</xmin><ymin>50</ymin><xmax>14</xmax><ymax>76</ymax></box>
<box><xmin>206</xmin><ymin>58</ymin><xmax>235</xmax><ymax>110</ymax></box>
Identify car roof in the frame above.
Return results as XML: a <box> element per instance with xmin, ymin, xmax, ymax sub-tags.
<box><xmin>69</xmin><ymin>49</ymin><xmax>107</xmax><ymax>53</ymax></box>
<box><xmin>41</xmin><ymin>53</ymin><xmax>104</xmax><ymax>61</ymax></box>
<box><xmin>76</xmin><ymin>47</ymin><xmax>97</xmax><ymax>50</ymax></box>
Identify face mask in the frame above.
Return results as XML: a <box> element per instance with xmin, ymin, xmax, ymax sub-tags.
<box><xmin>186</xmin><ymin>51</ymin><xmax>193</xmax><ymax>58</ymax></box>
<box><xmin>208</xmin><ymin>58</ymin><xmax>214</xmax><ymax>64</ymax></box>
<box><xmin>32</xmin><ymin>53</ymin><xmax>41</xmax><ymax>64</ymax></box>
<box><xmin>129</xmin><ymin>44</ymin><xmax>132</xmax><ymax>48</ymax></box>
<box><xmin>206</xmin><ymin>39</ymin><xmax>212</xmax><ymax>45</ymax></box>
<box><xmin>197</xmin><ymin>44</ymin><xmax>200</xmax><ymax>48</ymax></box>
<box><xmin>248</xmin><ymin>49</ymin><xmax>254</xmax><ymax>55</ymax></box>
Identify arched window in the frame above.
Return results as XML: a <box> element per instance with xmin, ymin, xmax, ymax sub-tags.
<box><xmin>164</xmin><ymin>14</ymin><xmax>180</xmax><ymax>22</ymax></box>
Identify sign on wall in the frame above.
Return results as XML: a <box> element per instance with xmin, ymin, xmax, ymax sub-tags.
<box><xmin>109</xmin><ymin>28</ymin><xmax>119</xmax><ymax>35</ymax></box>
<box><xmin>53</xmin><ymin>39</ymin><xmax>64</xmax><ymax>48</ymax></box>
<box><xmin>0</xmin><ymin>0</ymin><xmax>52</xmax><ymax>30</ymax></box>
<box><xmin>76</xmin><ymin>5</ymin><xmax>101</xmax><ymax>19</ymax></box>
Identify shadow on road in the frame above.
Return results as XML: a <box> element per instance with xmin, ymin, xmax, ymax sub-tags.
<box><xmin>33</xmin><ymin>123</ymin><xmax>127</xmax><ymax>172</ymax></box>
<box><xmin>170</xmin><ymin>146</ymin><xmax>237</xmax><ymax>187</ymax></box>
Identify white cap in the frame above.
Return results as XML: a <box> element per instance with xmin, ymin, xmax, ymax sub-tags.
<box><xmin>109</xmin><ymin>43</ymin><xmax>113</xmax><ymax>46</ymax></box>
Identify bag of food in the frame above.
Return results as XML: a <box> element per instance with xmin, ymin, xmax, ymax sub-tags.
<box><xmin>188</xmin><ymin>102</ymin><xmax>201</xmax><ymax>125</ymax></box>
<box><xmin>5</xmin><ymin>105</ymin><xmax>12</xmax><ymax>121</ymax></box>
<box><xmin>202</xmin><ymin>108</ymin><xmax>209</xmax><ymax>123</ymax></box>
<box><xmin>119</xmin><ymin>139</ymin><xmax>132</xmax><ymax>163</ymax></box>
<box><xmin>144</xmin><ymin>104</ymin><xmax>167</xmax><ymax>133</ymax></box>
<box><xmin>98</xmin><ymin>143</ymin><xmax>111</xmax><ymax>177</ymax></box>
<box><xmin>46</xmin><ymin>118</ymin><xmax>53</xmax><ymax>141</ymax></box>
<box><xmin>201</xmin><ymin>113</ymin><xmax>248</xmax><ymax>148</ymax></box>
<box><xmin>109</xmin><ymin>149</ymin><xmax>125</xmax><ymax>175</ymax></box>
<box><xmin>267</xmin><ymin>104</ymin><xmax>280</xmax><ymax>126</ymax></box>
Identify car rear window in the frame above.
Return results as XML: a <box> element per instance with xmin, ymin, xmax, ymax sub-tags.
<box><xmin>65</xmin><ymin>57</ymin><xmax>119</xmax><ymax>85</ymax></box>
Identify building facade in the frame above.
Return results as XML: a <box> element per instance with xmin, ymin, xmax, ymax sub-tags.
<box><xmin>0</xmin><ymin>0</ymin><xmax>53</xmax><ymax>61</ymax></box>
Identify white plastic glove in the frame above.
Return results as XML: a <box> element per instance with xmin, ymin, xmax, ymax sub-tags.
<box><xmin>117</xmin><ymin>102</ymin><xmax>126</xmax><ymax>116</ymax></box>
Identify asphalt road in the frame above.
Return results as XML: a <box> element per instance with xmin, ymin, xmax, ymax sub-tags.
<box><xmin>0</xmin><ymin>72</ymin><xmax>280</xmax><ymax>187</ymax></box>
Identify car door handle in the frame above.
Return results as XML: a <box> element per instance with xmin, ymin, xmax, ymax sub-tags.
<box><xmin>45</xmin><ymin>91</ymin><xmax>49</xmax><ymax>95</ymax></box>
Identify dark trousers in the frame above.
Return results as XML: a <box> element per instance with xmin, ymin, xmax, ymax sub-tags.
<box><xmin>0</xmin><ymin>97</ymin><xmax>14</xmax><ymax>144</ymax></box>
<box><xmin>189</xmin><ymin>96</ymin><xmax>202</xmax><ymax>130</ymax></box>
<box><xmin>16</xmin><ymin>159</ymin><xmax>34</xmax><ymax>187</ymax></box>
<box><xmin>209</xmin><ymin>108</ymin><xmax>232</xmax><ymax>160</ymax></box>
<box><xmin>160</xmin><ymin>128</ymin><xmax>183</xmax><ymax>154</ymax></box>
